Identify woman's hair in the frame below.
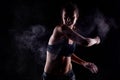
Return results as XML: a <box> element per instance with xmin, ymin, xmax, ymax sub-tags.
<box><xmin>61</xmin><ymin>2</ymin><xmax>79</xmax><ymax>17</ymax></box>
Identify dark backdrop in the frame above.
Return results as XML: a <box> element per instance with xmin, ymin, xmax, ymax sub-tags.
<box><xmin>1</xmin><ymin>0</ymin><xmax>120</xmax><ymax>80</ymax></box>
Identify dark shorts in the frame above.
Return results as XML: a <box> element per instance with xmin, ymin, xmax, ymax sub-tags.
<box><xmin>41</xmin><ymin>70</ymin><xmax>76</xmax><ymax>80</ymax></box>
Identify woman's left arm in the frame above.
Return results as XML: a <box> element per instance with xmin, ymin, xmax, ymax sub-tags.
<box><xmin>71</xmin><ymin>53</ymin><xmax>98</xmax><ymax>74</ymax></box>
<box><xmin>71</xmin><ymin>53</ymin><xmax>86</xmax><ymax>65</ymax></box>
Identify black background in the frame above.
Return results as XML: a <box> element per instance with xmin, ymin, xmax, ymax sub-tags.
<box><xmin>1</xmin><ymin>0</ymin><xmax>120</xmax><ymax>80</ymax></box>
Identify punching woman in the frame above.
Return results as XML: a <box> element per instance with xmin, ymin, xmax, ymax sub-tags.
<box><xmin>42</xmin><ymin>3</ymin><xmax>100</xmax><ymax>80</ymax></box>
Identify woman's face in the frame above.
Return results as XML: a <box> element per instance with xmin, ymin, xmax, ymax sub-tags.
<box><xmin>62</xmin><ymin>10</ymin><xmax>78</xmax><ymax>26</ymax></box>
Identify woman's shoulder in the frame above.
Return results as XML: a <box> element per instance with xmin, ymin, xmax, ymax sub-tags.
<box><xmin>55</xmin><ymin>24</ymin><xmax>63</xmax><ymax>28</ymax></box>
<box><xmin>54</xmin><ymin>24</ymin><xmax>70</xmax><ymax>33</ymax></box>
<box><xmin>54</xmin><ymin>24</ymin><xmax>64</xmax><ymax>31</ymax></box>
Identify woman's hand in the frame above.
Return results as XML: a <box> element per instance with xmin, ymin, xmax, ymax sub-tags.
<box><xmin>83</xmin><ymin>62</ymin><xmax>98</xmax><ymax>74</ymax></box>
<box><xmin>87</xmin><ymin>36</ymin><xmax>101</xmax><ymax>47</ymax></box>
<box><xmin>95</xmin><ymin>36</ymin><xmax>100</xmax><ymax>44</ymax></box>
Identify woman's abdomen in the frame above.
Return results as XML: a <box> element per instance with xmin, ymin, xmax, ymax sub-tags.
<box><xmin>44</xmin><ymin>52</ymin><xmax>72</xmax><ymax>75</ymax></box>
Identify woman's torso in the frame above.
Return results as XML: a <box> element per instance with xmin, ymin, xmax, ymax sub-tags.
<box><xmin>44</xmin><ymin>53</ymin><xmax>72</xmax><ymax>75</ymax></box>
<box><xmin>44</xmin><ymin>26</ymin><xmax>75</xmax><ymax>75</ymax></box>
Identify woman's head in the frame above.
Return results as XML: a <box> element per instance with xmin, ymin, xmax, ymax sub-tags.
<box><xmin>61</xmin><ymin>3</ymin><xmax>79</xmax><ymax>26</ymax></box>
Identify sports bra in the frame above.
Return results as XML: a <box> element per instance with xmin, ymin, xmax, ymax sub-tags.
<box><xmin>47</xmin><ymin>38</ymin><xmax>76</xmax><ymax>57</ymax></box>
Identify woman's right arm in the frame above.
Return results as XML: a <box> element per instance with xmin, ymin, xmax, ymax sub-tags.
<box><xmin>61</xmin><ymin>26</ymin><xmax>100</xmax><ymax>47</ymax></box>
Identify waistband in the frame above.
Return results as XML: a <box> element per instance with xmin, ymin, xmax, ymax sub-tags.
<box><xmin>43</xmin><ymin>70</ymin><xmax>75</xmax><ymax>78</ymax></box>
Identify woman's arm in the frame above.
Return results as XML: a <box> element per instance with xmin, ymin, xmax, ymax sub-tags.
<box><xmin>71</xmin><ymin>53</ymin><xmax>87</xmax><ymax>65</ymax></box>
<box><xmin>71</xmin><ymin>53</ymin><xmax>98</xmax><ymax>73</ymax></box>
<box><xmin>62</xmin><ymin>25</ymin><xmax>100</xmax><ymax>47</ymax></box>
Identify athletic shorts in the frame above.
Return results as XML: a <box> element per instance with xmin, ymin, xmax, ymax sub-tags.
<box><xmin>41</xmin><ymin>70</ymin><xmax>76</xmax><ymax>80</ymax></box>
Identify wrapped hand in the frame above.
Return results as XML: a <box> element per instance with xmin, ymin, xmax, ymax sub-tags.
<box><xmin>83</xmin><ymin>62</ymin><xmax>98</xmax><ymax>74</ymax></box>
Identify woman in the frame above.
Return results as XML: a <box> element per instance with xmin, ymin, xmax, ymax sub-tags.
<box><xmin>42</xmin><ymin>3</ymin><xmax>100</xmax><ymax>80</ymax></box>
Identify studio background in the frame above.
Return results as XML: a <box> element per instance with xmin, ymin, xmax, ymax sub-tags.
<box><xmin>1</xmin><ymin>0</ymin><xmax>120</xmax><ymax>80</ymax></box>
